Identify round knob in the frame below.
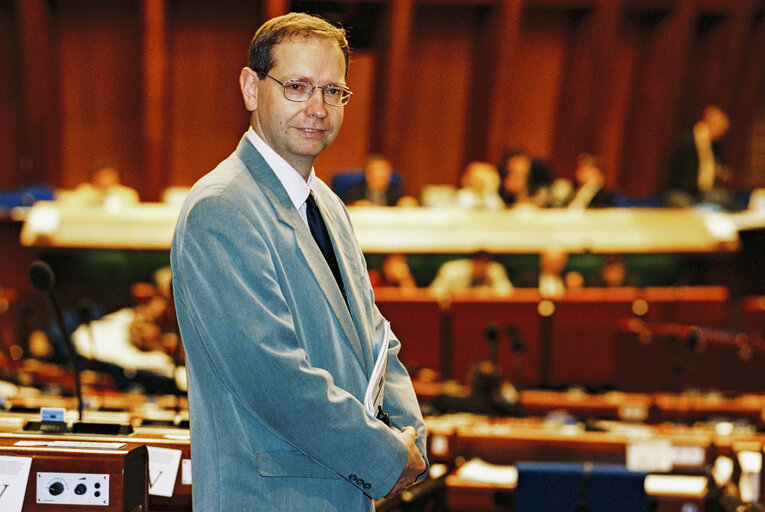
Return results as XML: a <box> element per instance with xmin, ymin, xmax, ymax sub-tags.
<box><xmin>49</xmin><ymin>481</ymin><xmax>65</xmax><ymax>496</ymax></box>
<box><xmin>74</xmin><ymin>483</ymin><xmax>87</xmax><ymax>495</ymax></box>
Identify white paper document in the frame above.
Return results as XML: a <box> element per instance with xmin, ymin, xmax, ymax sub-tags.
<box><xmin>0</xmin><ymin>455</ymin><xmax>32</xmax><ymax>512</ymax></box>
<box><xmin>364</xmin><ymin>321</ymin><xmax>390</xmax><ymax>419</ymax></box>
<box><xmin>147</xmin><ymin>446</ymin><xmax>182</xmax><ymax>498</ymax></box>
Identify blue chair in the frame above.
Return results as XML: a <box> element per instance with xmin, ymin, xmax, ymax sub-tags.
<box><xmin>330</xmin><ymin>169</ymin><xmax>403</xmax><ymax>201</ymax></box>
<box><xmin>515</xmin><ymin>462</ymin><xmax>648</xmax><ymax>512</ymax></box>
<box><xmin>0</xmin><ymin>184</ymin><xmax>55</xmax><ymax>210</ymax></box>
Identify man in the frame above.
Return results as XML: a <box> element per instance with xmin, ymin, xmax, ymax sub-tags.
<box><xmin>342</xmin><ymin>154</ymin><xmax>408</xmax><ymax>206</ymax></box>
<box><xmin>171</xmin><ymin>13</ymin><xmax>427</xmax><ymax>511</ymax></box>
<box><xmin>662</xmin><ymin>105</ymin><xmax>734</xmax><ymax>208</ymax></box>
<box><xmin>566</xmin><ymin>153</ymin><xmax>615</xmax><ymax>209</ymax></box>
<box><xmin>429</xmin><ymin>250</ymin><xmax>514</xmax><ymax>298</ymax></box>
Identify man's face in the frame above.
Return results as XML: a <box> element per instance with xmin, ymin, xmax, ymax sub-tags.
<box><xmin>366</xmin><ymin>159</ymin><xmax>392</xmax><ymax>192</ymax></box>
<box><xmin>250</xmin><ymin>36</ymin><xmax>346</xmax><ymax>176</ymax></box>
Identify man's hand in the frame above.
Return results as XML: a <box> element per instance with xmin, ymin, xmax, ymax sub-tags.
<box><xmin>386</xmin><ymin>426</ymin><xmax>426</xmax><ymax>497</ymax></box>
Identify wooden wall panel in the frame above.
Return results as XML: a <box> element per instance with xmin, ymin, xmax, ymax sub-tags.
<box><xmin>1</xmin><ymin>0</ymin><xmax>764</xmax><ymax>202</ymax></box>
<box><xmin>599</xmin><ymin>11</ymin><xmax>641</xmax><ymax>190</ymax></box>
<box><xmin>504</xmin><ymin>7</ymin><xmax>569</xmax><ymax>164</ymax></box>
<box><xmin>619</xmin><ymin>1</ymin><xmax>695</xmax><ymax>197</ymax></box>
<box><xmin>165</xmin><ymin>0</ymin><xmax>261</xmax><ymax>189</ymax></box>
<box><xmin>53</xmin><ymin>0</ymin><xmax>144</xmax><ymax>191</ymax></box>
<box><xmin>0</xmin><ymin>1</ymin><xmax>21</xmax><ymax>187</ymax></box>
<box><xmin>394</xmin><ymin>4</ymin><xmax>484</xmax><ymax>195</ymax></box>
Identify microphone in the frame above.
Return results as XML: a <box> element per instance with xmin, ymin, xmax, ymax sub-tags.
<box><xmin>28</xmin><ymin>260</ymin><xmax>132</xmax><ymax>435</ymax></box>
<box><xmin>506</xmin><ymin>323</ymin><xmax>526</xmax><ymax>389</ymax></box>
<box><xmin>483</xmin><ymin>323</ymin><xmax>500</xmax><ymax>366</ymax></box>
<box><xmin>29</xmin><ymin>260</ymin><xmax>84</xmax><ymax>422</ymax></box>
<box><xmin>506</xmin><ymin>323</ymin><xmax>526</xmax><ymax>355</ymax></box>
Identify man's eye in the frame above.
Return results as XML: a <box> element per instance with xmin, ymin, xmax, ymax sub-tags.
<box><xmin>287</xmin><ymin>82</ymin><xmax>308</xmax><ymax>92</ymax></box>
<box><xmin>325</xmin><ymin>86</ymin><xmax>342</xmax><ymax>96</ymax></box>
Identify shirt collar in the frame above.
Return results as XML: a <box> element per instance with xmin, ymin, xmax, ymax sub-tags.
<box><xmin>246</xmin><ymin>126</ymin><xmax>315</xmax><ymax>210</ymax></box>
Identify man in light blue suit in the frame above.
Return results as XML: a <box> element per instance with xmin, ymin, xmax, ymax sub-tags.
<box><xmin>171</xmin><ymin>12</ymin><xmax>428</xmax><ymax>511</ymax></box>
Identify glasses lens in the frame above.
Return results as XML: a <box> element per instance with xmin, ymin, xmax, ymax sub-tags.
<box><xmin>322</xmin><ymin>85</ymin><xmax>352</xmax><ymax>106</ymax></box>
<box><xmin>282</xmin><ymin>80</ymin><xmax>311</xmax><ymax>101</ymax></box>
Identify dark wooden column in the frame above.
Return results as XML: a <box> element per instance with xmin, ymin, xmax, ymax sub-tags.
<box><xmin>376</xmin><ymin>0</ymin><xmax>414</xmax><ymax>157</ymax></box>
<box><xmin>729</xmin><ymin>3</ymin><xmax>765</xmax><ymax>190</ymax></box>
<box><xmin>15</xmin><ymin>0</ymin><xmax>58</xmax><ymax>186</ymax></box>
<box><xmin>716</xmin><ymin>0</ymin><xmax>761</xmax><ymax>187</ymax></box>
<box><xmin>589</xmin><ymin>0</ymin><xmax>624</xmax><ymax>189</ymax></box>
<box><xmin>142</xmin><ymin>0</ymin><xmax>168</xmax><ymax>202</ymax></box>
<box><xmin>483</xmin><ymin>0</ymin><xmax>525</xmax><ymax>164</ymax></box>
<box><xmin>619</xmin><ymin>0</ymin><xmax>696</xmax><ymax>197</ymax></box>
<box><xmin>262</xmin><ymin>0</ymin><xmax>289</xmax><ymax>22</ymax></box>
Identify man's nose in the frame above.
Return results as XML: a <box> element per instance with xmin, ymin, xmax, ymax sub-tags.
<box><xmin>305</xmin><ymin>88</ymin><xmax>328</xmax><ymax>118</ymax></box>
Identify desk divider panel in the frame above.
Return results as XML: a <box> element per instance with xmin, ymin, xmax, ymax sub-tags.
<box><xmin>449</xmin><ymin>290</ymin><xmax>542</xmax><ymax>386</ymax></box>
<box><xmin>374</xmin><ymin>288</ymin><xmax>442</xmax><ymax>373</ymax></box>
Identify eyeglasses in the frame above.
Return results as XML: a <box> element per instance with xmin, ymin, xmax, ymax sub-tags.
<box><xmin>264</xmin><ymin>73</ymin><xmax>353</xmax><ymax>106</ymax></box>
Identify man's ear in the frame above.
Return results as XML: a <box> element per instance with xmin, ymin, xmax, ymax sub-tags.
<box><xmin>239</xmin><ymin>67</ymin><xmax>259</xmax><ymax>112</ymax></box>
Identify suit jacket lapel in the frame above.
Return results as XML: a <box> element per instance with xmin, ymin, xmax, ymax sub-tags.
<box><xmin>234</xmin><ymin>137</ymin><xmax>366</xmax><ymax>369</ymax></box>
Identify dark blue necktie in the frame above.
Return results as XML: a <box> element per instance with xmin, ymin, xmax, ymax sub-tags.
<box><xmin>305</xmin><ymin>193</ymin><xmax>347</xmax><ymax>304</ymax></box>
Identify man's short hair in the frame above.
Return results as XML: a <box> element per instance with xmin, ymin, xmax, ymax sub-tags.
<box><xmin>248</xmin><ymin>12</ymin><xmax>351</xmax><ymax>79</ymax></box>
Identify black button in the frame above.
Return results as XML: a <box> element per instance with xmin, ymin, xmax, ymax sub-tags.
<box><xmin>49</xmin><ymin>481</ymin><xmax>64</xmax><ymax>496</ymax></box>
<box><xmin>75</xmin><ymin>483</ymin><xmax>87</xmax><ymax>495</ymax></box>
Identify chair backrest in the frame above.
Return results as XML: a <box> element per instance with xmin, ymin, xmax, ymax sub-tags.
<box><xmin>330</xmin><ymin>169</ymin><xmax>403</xmax><ymax>200</ymax></box>
<box><xmin>515</xmin><ymin>462</ymin><xmax>648</xmax><ymax>512</ymax></box>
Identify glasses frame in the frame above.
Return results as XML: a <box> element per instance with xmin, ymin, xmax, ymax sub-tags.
<box><xmin>263</xmin><ymin>73</ymin><xmax>352</xmax><ymax>107</ymax></box>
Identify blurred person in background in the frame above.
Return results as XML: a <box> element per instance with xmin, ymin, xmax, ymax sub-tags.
<box><xmin>342</xmin><ymin>154</ymin><xmax>416</xmax><ymax>206</ymax></box>
<box><xmin>662</xmin><ymin>105</ymin><xmax>738</xmax><ymax>210</ymax></box>
<box><xmin>455</xmin><ymin>161</ymin><xmax>504</xmax><ymax>211</ymax></box>
<box><xmin>498</xmin><ymin>147</ymin><xmax>553</xmax><ymax>208</ymax></box>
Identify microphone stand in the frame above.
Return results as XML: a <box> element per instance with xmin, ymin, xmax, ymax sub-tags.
<box><xmin>28</xmin><ymin>260</ymin><xmax>131</xmax><ymax>435</ymax></box>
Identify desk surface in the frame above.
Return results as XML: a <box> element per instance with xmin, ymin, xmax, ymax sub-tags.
<box><xmin>19</xmin><ymin>202</ymin><xmax>745</xmax><ymax>253</ymax></box>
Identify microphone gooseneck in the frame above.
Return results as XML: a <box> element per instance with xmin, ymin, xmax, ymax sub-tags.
<box><xmin>29</xmin><ymin>260</ymin><xmax>84</xmax><ymax>421</ymax></box>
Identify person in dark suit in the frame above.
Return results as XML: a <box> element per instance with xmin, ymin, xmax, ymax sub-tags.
<box><xmin>342</xmin><ymin>154</ymin><xmax>413</xmax><ymax>206</ymax></box>
<box><xmin>497</xmin><ymin>147</ymin><xmax>553</xmax><ymax>207</ymax></box>
<box><xmin>566</xmin><ymin>153</ymin><xmax>615</xmax><ymax>209</ymax></box>
<box><xmin>171</xmin><ymin>13</ymin><xmax>427</xmax><ymax>511</ymax></box>
<box><xmin>662</xmin><ymin>105</ymin><xmax>734</xmax><ymax>208</ymax></box>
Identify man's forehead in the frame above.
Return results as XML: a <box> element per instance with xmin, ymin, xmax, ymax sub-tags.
<box><xmin>271</xmin><ymin>35</ymin><xmax>346</xmax><ymax>73</ymax></box>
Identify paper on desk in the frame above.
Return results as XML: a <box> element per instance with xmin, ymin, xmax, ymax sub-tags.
<box><xmin>148</xmin><ymin>446</ymin><xmax>182</xmax><ymax>498</ymax></box>
<box><xmin>0</xmin><ymin>455</ymin><xmax>32</xmax><ymax>512</ymax></box>
<box><xmin>456</xmin><ymin>458</ymin><xmax>518</xmax><ymax>486</ymax></box>
<box><xmin>364</xmin><ymin>321</ymin><xmax>390</xmax><ymax>419</ymax></box>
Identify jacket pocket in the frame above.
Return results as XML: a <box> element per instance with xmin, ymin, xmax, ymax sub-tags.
<box><xmin>256</xmin><ymin>450</ymin><xmax>337</xmax><ymax>479</ymax></box>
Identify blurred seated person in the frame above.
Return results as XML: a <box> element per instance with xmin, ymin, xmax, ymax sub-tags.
<box><xmin>58</xmin><ymin>161</ymin><xmax>139</xmax><ymax>208</ymax></box>
<box><xmin>598</xmin><ymin>254</ymin><xmax>628</xmax><ymax>287</ymax></box>
<box><xmin>428</xmin><ymin>360</ymin><xmax>519</xmax><ymax>416</ymax></box>
<box><xmin>498</xmin><ymin>147</ymin><xmax>553</xmax><ymax>207</ymax></box>
<box><xmin>566</xmin><ymin>153</ymin><xmax>616</xmax><ymax>209</ymax></box>
<box><xmin>341</xmin><ymin>153</ymin><xmax>416</xmax><ymax>206</ymax></box>
<box><xmin>429</xmin><ymin>251</ymin><xmax>514</xmax><ymax>298</ymax></box>
<box><xmin>662</xmin><ymin>105</ymin><xmax>738</xmax><ymax>210</ymax></box>
<box><xmin>538</xmin><ymin>250</ymin><xmax>587</xmax><ymax>298</ymax></box>
<box><xmin>455</xmin><ymin>161</ymin><xmax>504</xmax><ymax>211</ymax></box>
<box><xmin>538</xmin><ymin>250</ymin><xmax>568</xmax><ymax>299</ymax></box>
<box><xmin>68</xmin><ymin>267</ymin><xmax>183</xmax><ymax>392</ymax></box>
<box><xmin>369</xmin><ymin>253</ymin><xmax>417</xmax><ymax>291</ymax></box>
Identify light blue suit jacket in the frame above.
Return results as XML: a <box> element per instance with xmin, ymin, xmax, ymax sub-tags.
<box><xmin>171</xmin><ymin>136</ymin><xmax>428</xmax><ymax>511</ymax></box>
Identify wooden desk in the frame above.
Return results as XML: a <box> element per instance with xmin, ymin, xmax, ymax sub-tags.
<box><xmin>20</xmin><ymin>203</ymin><xmax>740</xmax><ymax>253</ymax></box>
<box><xmin>614</xmin><ymin>320</ymin><xmax>765</xmax><ymax>393</ymax></box>
<box><xmin>374</xmin><ymin>288</ymin><xmax>443</xmax><ymax>372</ymax></box>
<box><xmin>448</xmin><ymin>290</ymin><xmax>542</xmax><ymax>384</ymax></box>
<box><xmin>0</xmin><ymin>429</ymin><xmax>191</xmax><ymax>512</ymax></box>
<box><xmin>0</xmin><ymin>436</ymin><xmax>148</xmax><ymax>511</ymax></box>
<box><xmin>518</xmin><ymin>389</ymin><xmax>653</xmax><ymax>422</ymax></box>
